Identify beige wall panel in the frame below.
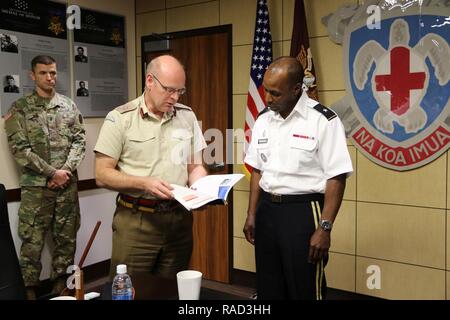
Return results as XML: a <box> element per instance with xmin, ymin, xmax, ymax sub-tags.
<box><xmin>282</xmin><ymin>40</ymin><xmax>291</xmax><ymax>56</ymax></box>
<box><xmin>357</xmin><ymin>152</ymin><xmax>446</xmax><ymax>208</ymax></box>
<box><xmin>233</xmin><ymin>94</ymin><xmax>246</xmax><ymax>131</ymax></box>
<box><xmin>220</xmin><ymin>0</ymin><xmax>282</xmax><ymax>45</ymax></box>
<box><xmin>448</xmin><ymin>210</ymin><xmax>450</xmax><ymax>270</ymax></box>
<box><xmin>272</xmin><ymin>41</ymin><xmax>283</xmax><ymax>60</ymax></box>
<box><xmin>447</xmin><ymin>271</ymin><xmax>450</xmax><ymax>300</ymax></box>
<box><xmin>267</xmin><ymin>0</ymin><xmax>283</xmax><ymax>42</ymax></box>
<box><xmin>233</xmin><ymin>190</ymin><xmax>249</xmax><ymax>238</ymax></box>
<box><xmin>326</xmin><ymin>253</ymin><xmax>355</xmax><ymax>292</ymax></box>
<box><xmin>136</xmin><ymin>0</ymin><xmax>166</xmax><ymax>13</ymax></box>
<box><xmin>233</xmin><ymin>142</ymin><xmax>246</xmax><ymax>167</ymax></box>
<box><xmin>282</xmin><ymin>0</ymin><xmax>295</xmax><ymax>41</ymax></box>
<box><xmin>318</xmin><ymin>91</ymin><xmax>356</xmax><ymax>147</ymax></box>
<box><xmin>347</xmin><ymin>138</ymin><xmax>354</xmax><ymax>146</ymax></box>
<box><xmin>344</xmin><ymin>146</ymin><xmax>356</xmax><ymax>201</ymax></box>
<box><xmin>167</xmin><ymin>2</ymin><xmax>219</xmax><ymax>33</ymax></box>
<box><xmin>136</xmin><ymin>11</ymin><xmax>166</xmax><ymax>54</ymax></box>
<box><xmin>166</xmin><ymin>0</ymin><xmax>206</xmax><ymax>8</ymax></box>
<box><xmin>234</xmin><ymin>237</ymin><xmax>256</xmax><ymax>272</ymax></box>
<box><xmin>284</xmin><ymin>0</ymin><xmax>355</xmax><ymax>40</ymax></box>
<box><xmin>447</xmin><ymin>157</ymin><xmax>450</xmax><ymax>208</ymax></box>
<box><xmin>233</xmin><ymin>45</ymin><xmax>252</xmax><ymax>94</ymax></box>
<box><xmin>357</xmin><ymin>202</ymin><xmax>446</xmax><ymax>269</ymax></box>
<box><xmin>304</xmin><ymin>0</ymin><xmax>358</xmax><ymax>37</ymax></box>
<box><xmin>136</xmin><ymin>57</ymin><xmax>143</xmax><ymax>96</ymax></box>
<box><xmin>331</xmin><ymin>200</ymin><xmax>355</xmax><ymax>254</ymax></box>
<box><xmin>220</xmin><ymin>0</ymin><xmax>256</xmax><ymax>46</ymax></box>
<box><xmin>356</xmin><ymin>257</ymin><xmax>446</xmax><ymax>299</ymax></box>
<box><xmin>233</xmin><ymin>163</ymin><xmax>250</xmax><ymax>192</ymax></box>
<box><xmin>275</xmin><ymin>0</ymin><xmax>359</xmax><ymax>40</ymax></box>
<box><xmin>310</xmin><ymin>37</ymin><xmax>345</xmax><ymax>91</ymax></box>
<box><xmin>69</xmin><ymin>0</ymin><xmax>134</xmax><ymax>14</ymax></box>
<box><xmin>318</xmin><ymin>90</ymin><xmax>346</xmax><ymax>108</ymax></box>
<box><xmin>284</xmin><ymin>0</ymin><xmax>354</xmax><ymax>40</ymax></box>
<box><xmin>314</xmin><ymin>91</ymin><xmax>355</xmax><ymax>149</ymax></box>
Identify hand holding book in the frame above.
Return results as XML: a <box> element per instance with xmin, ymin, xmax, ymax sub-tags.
<box><xmin>171</xmin><ymin>174</ymin><xmax>244</xmax><ymax>210</ymax></box>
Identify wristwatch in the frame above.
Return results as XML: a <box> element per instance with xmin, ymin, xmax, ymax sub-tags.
<box><xmin>319</xmin><ymin>219</ymin><xmax>333</xmax><ymax>231</ymax></box>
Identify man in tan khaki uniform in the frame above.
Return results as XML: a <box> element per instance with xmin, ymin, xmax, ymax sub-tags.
<box><xmin>94</xmin><ymin>55</ymin><xmax>207</xmax><ymax>279</ymax></box>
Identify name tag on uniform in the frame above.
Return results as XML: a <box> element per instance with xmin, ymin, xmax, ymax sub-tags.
<box><xmin>258</xmin><ymin>138</ymin><xmax>268</xmax><ymax>144</ymax></box>
<box><xmin>293</xmin><ymin>134</ymin><xmax>315</xmax><ymax>141</ymax></box>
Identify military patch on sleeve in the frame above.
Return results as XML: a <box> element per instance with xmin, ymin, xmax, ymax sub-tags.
<box><xmin>313</xmin><ymin>104</ymin><xmax>337</xmax><ymax>121</ymax></box>
<box><xmin>2</xmin><ymin>112</ymin><xmax>12</xmax><ymax>121</ymax></box>
<box><xmin>105</xmin><ymin>114</ymin><xmax>115</xmax><ymax>123</ymax></box>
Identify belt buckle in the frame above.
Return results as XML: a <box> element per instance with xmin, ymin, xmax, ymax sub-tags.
<box><xmin>271</xmin><ymin>193</ymin><xmax>282</xmax><ymax>203</ymax></box>
<box><xmin>131</xmin><ymin>197</ymin><xmax>140</xmax><ymax>212</ymax></box>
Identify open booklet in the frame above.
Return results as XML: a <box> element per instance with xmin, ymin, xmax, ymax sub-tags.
<box><xmin>171</xmin><ymin>174</ymin><xmax>244</xmax><ymax>210</ymax></box>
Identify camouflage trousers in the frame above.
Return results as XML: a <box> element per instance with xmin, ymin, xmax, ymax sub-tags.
<box><xmin>18</xmin><ymin>184</ymin><xmax>80</xmax><ymax>287</ymax></box>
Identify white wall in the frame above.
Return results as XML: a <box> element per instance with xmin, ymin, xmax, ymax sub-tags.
<box><xmin>8</xmin><ymin>189</ymin><xmax>117</xmax><ymax>280</ymax></box>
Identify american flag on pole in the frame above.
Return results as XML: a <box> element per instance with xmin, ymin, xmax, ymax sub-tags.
<box><xmin>243</xmin><ymin>0</ymin><xmax>273</xmax><ymax>179</ymax></box>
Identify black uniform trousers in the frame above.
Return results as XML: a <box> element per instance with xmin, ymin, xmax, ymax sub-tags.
<box><xmin>255</xmin><ymin>191</ymin><xmax>327</xmax><ymax>300</ymax></box>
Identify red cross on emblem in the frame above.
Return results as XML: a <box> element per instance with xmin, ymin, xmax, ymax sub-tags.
<box><xmin>375</xmin><ymin>47</ymin><xmax>426</xmax><ymax>116</ymax></box>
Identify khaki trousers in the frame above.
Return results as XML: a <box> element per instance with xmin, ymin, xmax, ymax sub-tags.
<box><xmin>109</xmin><ymin>204</ymin><xmax>193</xmax><ymax>280</ymax></box>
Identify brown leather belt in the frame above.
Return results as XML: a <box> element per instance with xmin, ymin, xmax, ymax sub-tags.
<box><xmin>117</xmin><ymin>194</ymin><xmax>179</xmax><ymax>213</ymax></box>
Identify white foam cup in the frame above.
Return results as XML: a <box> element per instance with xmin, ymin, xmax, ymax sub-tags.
<box><xmin>176</xmin><ymin>270</ymin><xmax>202</xmax><ymax>300</ymax></box>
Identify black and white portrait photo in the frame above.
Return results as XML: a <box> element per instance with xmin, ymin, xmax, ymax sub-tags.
<box><xmin>76</xmin><ymin>80</ymin><xmax>89</xmax><ymax>97</ymax></box>
<box><xmin>0</xmin><ymin>34</ymin><xmax>19</xmax><ymax>53</ymax></box>
<box><xmin>4</xmin><ymin>75</ymin><xmax>20</xmax><ymax>93</ymax></box>
<box><xmin>74</xmin><ymin>46</ymin><xmax>88</xmax><ymax>63</ymax></box>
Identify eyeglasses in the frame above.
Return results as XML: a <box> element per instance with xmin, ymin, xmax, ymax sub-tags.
<box><xmin>151</xmin><ymin>73</ymin><xmax>186</xmax><ymax>96</ymax></box>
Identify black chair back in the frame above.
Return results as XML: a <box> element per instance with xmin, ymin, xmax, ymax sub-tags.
<box><xmin>0</xmin><ymin>184</ymin><xmax>26</xmax><ymax>299</ymax></box>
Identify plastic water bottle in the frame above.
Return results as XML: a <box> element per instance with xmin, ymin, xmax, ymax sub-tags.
<box><xmin>111</xmin><ymin>264</ymin><xmax>133</xmax><ymax>300</ymax></box>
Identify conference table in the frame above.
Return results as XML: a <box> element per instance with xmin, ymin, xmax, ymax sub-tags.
<box><xmin>97</xmin><ymin>272</ymin><xmax>248</xmax><ymax>300</ymax></box>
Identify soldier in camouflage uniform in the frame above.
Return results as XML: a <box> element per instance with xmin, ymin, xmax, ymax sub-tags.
<box><xmin>3</xmin><ymin>55</ymin><xmax>86</xmax><ymax>299</ymax></box>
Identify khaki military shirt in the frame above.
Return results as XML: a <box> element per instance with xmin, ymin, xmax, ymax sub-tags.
<box><xmin>4</xmin><ymin>91</ymin><xmax>86</xmax><ymax>186</ymax></box>
<box><xmin>94</xmin><ymin>94</ymin><xmax>207</xmax><ymax>199</ymax></box>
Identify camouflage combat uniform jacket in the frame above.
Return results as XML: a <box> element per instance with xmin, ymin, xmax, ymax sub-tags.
<box><xmin>4</xmin><ymin>91</ymin><xmax>86</xmax><ymax>186</ymax></box>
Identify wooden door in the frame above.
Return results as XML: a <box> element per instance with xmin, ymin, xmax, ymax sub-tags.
<box><xmin>142</xmin><ymin>26</ymin><xmax>232</xmax><ymax>283</ymax></box>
